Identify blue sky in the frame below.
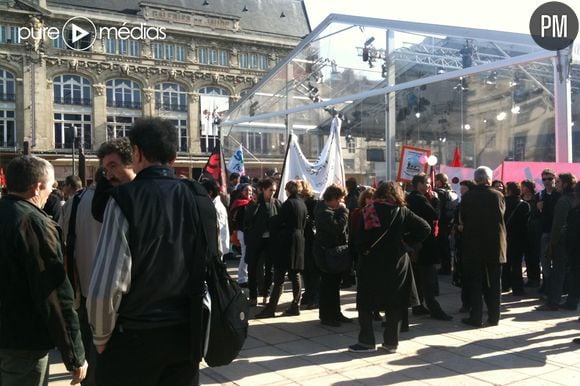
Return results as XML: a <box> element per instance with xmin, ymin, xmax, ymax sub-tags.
<box><xmin>303</xmin><ymin>0</ymin><xmax>578</xmax><ymax>35</ymax></box>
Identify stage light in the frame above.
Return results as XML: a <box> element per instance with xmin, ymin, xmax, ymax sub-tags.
<box><xmin>364</xmin><ymin>37</ymin><xmax>375</xmax><ymax>46</ymax></box>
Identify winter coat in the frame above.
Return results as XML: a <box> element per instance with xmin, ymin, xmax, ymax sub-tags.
<box><xmin>272</xmin><ymin>196</ymin><xmax>308</xmax><ymax>271</ymax></box>
<box><xmin>459</xmin><ymin>185</ymin><xmax>507</xmax><ymax>264</ymax></box>
<box><xmin>406</xmin><ymin>191</ymin><xmax>438</xmax><ymax>265</ymax></box>
<box><xmin>354</xmin><ymin>203</ymin><xmax>431</xmax><ymax>311</ymax></box>
<box><xmin>504</xmin><ymin>195</ymin><xmax>530</xmax><ymax>253</ymax></box>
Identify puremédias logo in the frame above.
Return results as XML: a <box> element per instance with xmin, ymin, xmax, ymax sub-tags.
<box><xmin>18</xmin><ymin>16</ymin><xmax>167</xmax><ymax>51</ymax></box>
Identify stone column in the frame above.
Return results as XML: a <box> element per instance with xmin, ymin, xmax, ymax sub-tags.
<box><xmin>26</xmin><ymin>59</ymin><xmax>52</xmax><ymax>151</ymax></box>
<box><xmin>92</xmin><ymin>83</ymin><xmax>107</xmax><ymax>149</ymax></box>
<box><xmin>188</xmin><ymin>92</ymin><xmax>201</xmax><ymax>154</ymax></box>
<box><xmin>143</xmin><ymin>87</ymin><xmax>155</xmax><ymax>117</ymax></box>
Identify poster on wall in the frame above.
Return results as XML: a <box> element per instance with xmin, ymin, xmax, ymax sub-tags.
<box><xmin>396</xmin><ymin>145</ymin><xmax>430</xmax><ymax>184</ymax></box>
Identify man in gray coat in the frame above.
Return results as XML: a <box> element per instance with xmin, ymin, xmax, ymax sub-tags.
<box><xmin>459</xmin><ymin>166</ymin><xmax>506</xmax><ymax>328</ymax></box>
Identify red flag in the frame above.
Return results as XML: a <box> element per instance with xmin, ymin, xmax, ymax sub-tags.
<box><xmin>200</xmin><ymin>140</ymin><xmax>227</xmax><ymax>193</ymax></box>
<box><xmin>451</xmin><ymin>146</ymin><xmax>462</xmax><ymax>167</ymax></box>
<box><xmin>372</xmin><ymin>175</ymin><xmax>377</xmax><ymax>189</ymax></box>
<box><xmin>0</xmin><ymin>167</ymin><xmax>5</xmax><ymax>188</ymax></box>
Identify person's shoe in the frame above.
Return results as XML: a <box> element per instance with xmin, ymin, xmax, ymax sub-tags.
<box><xmin>486</xmin><ymin>319</ymin><xmax>499</xmax><ymax>327</ymax></box>
<box><xmin>255</xmin><ymin>307</ymin><xmax>275</xmax><ymax>319</ymax></box>
<box><xmin>348</xmin><ymin>343</ymin><xmax>376</xmax><ymax>353</ymax></box>
<box><xmin>535</xmin><ymin>303</ymin><xmax>559</xmax><ymax>311</ymax></box>
<box><xmin>511</xmin><ymin>289</ymin><xmax>525</xmax><ymax>297</ymax></box>
<box><xmin>321</xmin><ymin>319</ymin><xmax>341</xmax><ymax>327</ymax></box>
<box><xmin>431</xmin><ymin>312</ymin><xmax>453</xmax><ymax>321</ymax></box>
<box><xmin>573</xmin><ymin>338</ymin><xmax>580</xmax><ymax>344</ymax></box>
<box><xmin>248</xmin><ymin>298</ymin><xmax>258</xmax><ymax>307</ymax></box>
<box><xmin>501</xmin><ymin>287</ymin><xmax>512</xmax><ymax>293</ymax></box>
<box><xmin>379</xmin><ymin>344</ymin><xmax>397</xmax><ymax>353</ymax></box>
<box><xmin>559</xmin><ymin>302</ymin><xmax>577</xmax><ymax>311</ymax></box>
<box><xmin>300</xmin><ymin>302</ymin><xmax>310</xmax><ymax>310</ymax></box>
<box><xmin>282</xmin><ymin>305</ymin><xmax>300</xmax><ymax>316</ymax></box>
<box><xmin>261</xmin><ymin>296</ymin><xmax>268</xmax><ymax>305</ymax></box>
<box><xmin>306</xmin><ymin>303</ymin><xmax>319</xmax><ymax>310</ymax></box>
<box><xmin>412</xmin><ymin>306</ymin><xmax>430</xmax><ymax>316</ymax></box>
<box><xmin>337</xmin><ymin>314</ymin><xmax>352</xmax><ymax>323</ymax></box>
<box><xmin>238</xmin><ymin>282</ymin><xmax>248</xmax><ymax>288</ymax></box>
<box><xmin>461</xmin><ymin>318</ymin><xmax>483</xmax><ymax>328</ymax></box>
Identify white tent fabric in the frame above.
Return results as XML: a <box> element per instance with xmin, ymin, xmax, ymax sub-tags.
<box><xmin>278</xmin><ymin>117</ymin><xmax>345</xmax><ymax>202</ymax></box>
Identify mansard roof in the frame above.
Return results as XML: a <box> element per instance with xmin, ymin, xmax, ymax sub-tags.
<box><xmin>47</xmin><ymin>0</ymin><xmax>311</xmax><ymax>38</ymax></box>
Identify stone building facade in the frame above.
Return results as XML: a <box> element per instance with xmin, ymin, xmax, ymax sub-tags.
<box><xmin>0</xmin><ymin>0</ymin><xmax>310</xmax><ymax>178</ymax></box>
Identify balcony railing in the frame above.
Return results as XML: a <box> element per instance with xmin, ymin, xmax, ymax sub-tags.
<box><xmin>158</xmin><ymin>102</ymin><xmax>188</xmax><ymax>112</ymax></box>
<box><xmin>53</xmin><ymin>97</ymin><xmax>92</xmax><ymax>106</ymax></box>
<box><xmin>107</xmin><ymin>100</ymin><xmax>142</xmax><ymax>109</ymax></box>
<box><xmin>0</xmin><ymin>93</ymin><xmax>15</xmax><ymax>102</ymax></box>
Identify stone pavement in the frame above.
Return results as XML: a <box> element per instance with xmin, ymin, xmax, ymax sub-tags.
<box><xmin>49</xmin><ymin>271</ymin><xmax>580</xmax><ymax>385</ymax></box>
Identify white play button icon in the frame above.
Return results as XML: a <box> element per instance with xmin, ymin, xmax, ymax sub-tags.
<box><xmin>71</xmin><ymin>23</ymin><xmax>89</xmax><ymax>43</ymax></box>
<box><xmin>62</xmin><ymin>16</ymin><xmax>96</xmax><ymax>51</ymax></box>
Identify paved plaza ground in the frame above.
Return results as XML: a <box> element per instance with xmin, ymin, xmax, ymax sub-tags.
<box><xmin>48</xmin><ymin>265</ymin><xmax>580</xmax><ymax>385</ymax></box>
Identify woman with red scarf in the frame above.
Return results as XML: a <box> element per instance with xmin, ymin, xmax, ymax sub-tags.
<box><xmin>348</xmin><ymin>182</ymin><xmax>430</xmax><ymax>353</ymax></box>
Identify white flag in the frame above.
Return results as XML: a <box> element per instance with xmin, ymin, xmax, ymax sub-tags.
<box><xmin>278</xmin><ymin>116</ymin><xmax>345</xmax><ymax>202</ymax></box>
<box><xmin>227</xmin><ymin>146</ymin><xmax>245</xmax><ymax>175</ymax></box>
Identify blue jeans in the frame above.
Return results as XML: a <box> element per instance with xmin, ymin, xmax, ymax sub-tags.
<box><xmin>0</xmin><ymin>349</ymin><xmax>49</xmax><ymax>386</ymax></box>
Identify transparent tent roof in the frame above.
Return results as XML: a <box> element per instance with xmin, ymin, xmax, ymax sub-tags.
<box><xmin>221</xmin><ymin>14</ymin><xmax>578</xmax><ymax>181</ymax></box>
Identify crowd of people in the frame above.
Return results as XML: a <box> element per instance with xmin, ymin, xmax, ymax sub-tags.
<box><xmin>1</xmin><ymin>116</ymin><xmax>579</xmax><ymax>385</ymax></box>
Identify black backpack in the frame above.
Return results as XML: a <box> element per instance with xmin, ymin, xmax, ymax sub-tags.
<box><xmin>182</xmin><ymin>179</ymin><xmax>249</xmax><ymax>367</ymax></box>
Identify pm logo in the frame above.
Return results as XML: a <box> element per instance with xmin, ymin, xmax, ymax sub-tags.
<box><xmin>530</xmin><ymin>2</ymin><xmax>578</xmax><ymax>50</ymax></box>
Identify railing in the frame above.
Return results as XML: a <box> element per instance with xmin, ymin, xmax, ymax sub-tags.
<box><xmin>53</xmin><ymin>97</ymin><xmax>92</xmax><ymax>106</ymax></box>
<box><xmin>107</xmin><ymin>100</ymin><xmax>142</xmax><ymax>109</ymax></box>
<box><xmin>158</xmin><ymin>102</ymin><xmax>188</xmax><ymax>112</ymax></box>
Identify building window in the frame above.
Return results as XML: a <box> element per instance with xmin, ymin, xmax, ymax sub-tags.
<box><xmin>53</xmin><ymin>113</ymin><xmax>92</xmax><ymax>149</ymax></box>
<box><xmin>155</xmin><ymin>83</ymin><xmax>188</xmax><ymax>152</ymax></box>
<box><xmin>106</xmin><ymin>115</ymin><xmax>139</xmax><ymax>139</ymax></box>
<box><xmin>53</xmin><ymin>75</ymin><xmax>92</xmax><ymax>105</ymax></box>
<box><xmin>62</xmin><ymin>28</ymin><xmax>92</xmax><ymax>51</ymax></box>
<box><xmin>239</xmin><ymin>53</ymin><xmax>268</xmax><ymax>70</ymax></box>
<box><xmin>106</xmin><ymin>79</ymin><xmax>142</xmax><ymax>109</ymax></box>
<box><xmin>155</xmin><ymin>82</ymin><xmax>188</xmax><ymax>112</ymax></box>
<box><xmin>198</xmin><ymin>86</ymin><xmax>229</xmax><ymax>96</ymax></box>
<box><xmin>170</xmin><ymin>118</ymin><xmax>188</xmax><ymax>152</ymax></box>
<box><xmin>197</xmin><ymin>47</ymin><xmax>229</xmax><ymax>66</ymax></box>
<box><xmin>244</xmin><ymin>131</ymin><xmax>268</xmax><ymax>154</ymax></box>
<box><xmin>152</xmin><ymin>42</ymin><xmax>187</xmax><ymax>61</ymax></box>
<box><xmin>0</xmin><ymin>69</ymin><xmax>15</xmax><ymax>102</ymax></box>
<box><xmin>105</xmin><ymin>39</ymin><xmax>140</xmax><ymax>56</ymax></box>
<box><xmin>0</xmin><ymin>25</ymin><xmax>20</xmax><ymax>44</ymax></box>
<box><xmin>0</xmin><ymin>110</ymin><xmax>15</xmax><ymax>148</ymax></box>
<box><xmin>52</xmin><ymin>36</ymin><xmax>64</xmax><ymax>49</ymax></box>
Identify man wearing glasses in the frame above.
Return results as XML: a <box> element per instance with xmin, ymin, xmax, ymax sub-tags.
<box><xmin>536</xmin><ymin>169</ymin><xmax>560</xmax><ymax>301</ymax></box>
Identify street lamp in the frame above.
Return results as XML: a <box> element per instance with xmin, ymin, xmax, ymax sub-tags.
<box><xmin>69</xmin><ymin>125</ymin><xmax>77</xmax><ymax>176</ymax></box>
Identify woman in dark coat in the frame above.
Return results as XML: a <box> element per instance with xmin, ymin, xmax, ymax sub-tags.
<box><xmin>298</xmin><ymin>179</ymin><xmax>320</xmax><ymax>309</ymax></box>
<box><xmin>313</xmin><ymin>184</ymin><xmax>350</xmax><ymax>327</ymax></box>
<box><xmin>255</xmin><ymin>180</ymin><xmax>307</xmax><ymax>318</ymax></box>
<box><xmin>349</xmin><ymin>181</ymin><xmax>430</xmax><ymax>353</ymax></box>
<box><xmin>502</xmin><ymin>182</ymin><xmax>530</xmax><ymax>296</ymax></box>
<box><xmin>244</xmin><ymin>178</ymin><xmax>281</xmax><ymax>306</ymax></box>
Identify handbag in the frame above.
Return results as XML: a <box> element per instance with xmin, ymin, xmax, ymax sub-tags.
<box><xmin>314</xmin><ymin>242</ymin><xmax>351</xmax><ymax>274</ymax></box>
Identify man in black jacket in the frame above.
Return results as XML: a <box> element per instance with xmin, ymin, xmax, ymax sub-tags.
<box><xmin>88</xmin><ymin>118</ymin><xmax>216</xmax><ymax>386</ymax></box>
<box><xmin>460</xmin><ymin>166</ymin><xmax>506</xmax><ymax>327</ymax></box>
<box><xmin>0</xmin><ymin>156</ymin><xmax>87</xmax><ymax>385</ymax></box>
<box><xmin>407</xmin><ymin>173</ymin><xmax>452</xmax><ymax>321</ymax></box>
